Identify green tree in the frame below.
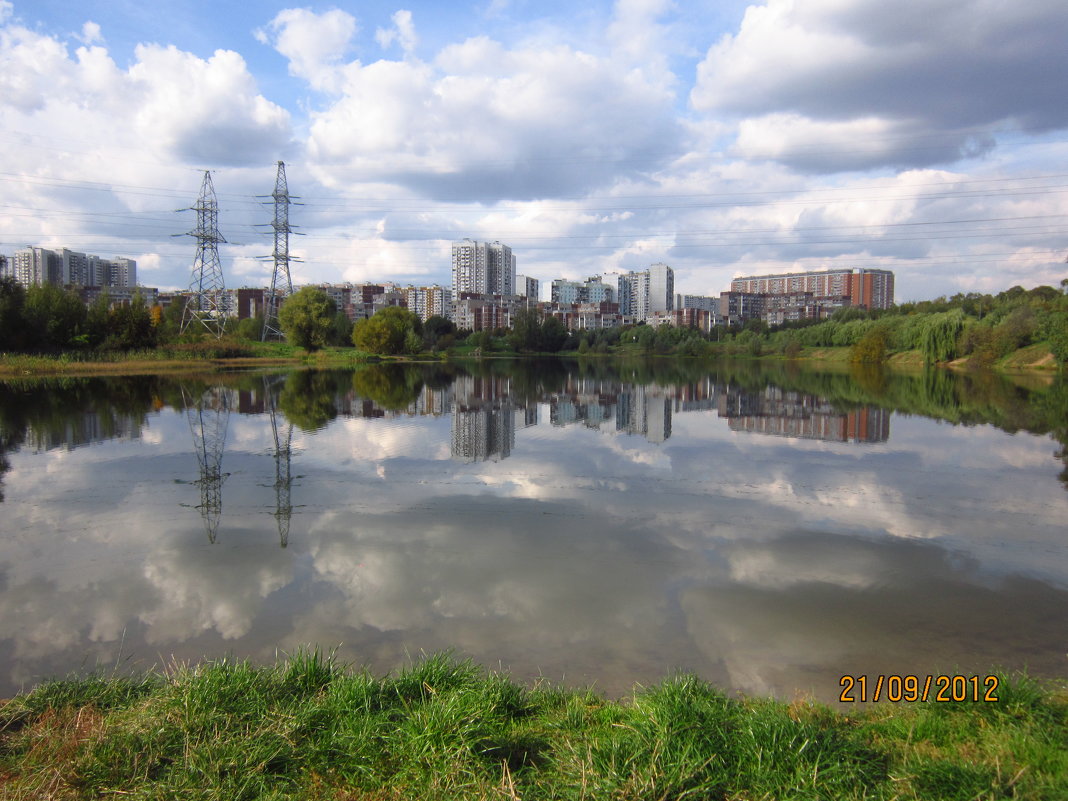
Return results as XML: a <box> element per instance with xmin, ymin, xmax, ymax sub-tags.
<box><xmin>23</xmin><ymin>284</ymin><xmax>87</xmax><ymax>351</ymax></box>
<box><xmin>235</xmin><ymin>314</ymin><xmax>264</xmax><ymax>341</ymax></box>
<box><xmin>0</xmin><ymin>278</ymin><xmax>26</xmax><ymax>351</ymax></box>
<box><xmin>326</xmin><ymin>311</ymin><xmax>353</xmax><ymax>347</ymax></box>
<box><xmin>508</xmin><ymin>308</ymin><xmax>543</xmax><ymax>352</ymax></box>
<box><xmin>919</xmin><ymin>309</ymin><xmax>965</xmax><ymax>364</ymax></box>
<box><xmin>352</xmin><ymin>306</ymin><xmax>422</xmax><ymax>355</ymax></box>
<box><xmin>278</xmin><ymin>287</ymin><xmax>335</xmax><ymax>351</ymax></box>
<box><xmin>104</xmin><ymin>291</ymin><xmax>157</xmax><ymax>350</ymax></box>
<box><xmin>423</xmin><ymin>315</ymin><xmax>455</xmax><ymax>350</ymax></box>
<box><xmin>851</xmin><ymin>325</ymin><xmax>889</xmax><ymax>364</ymax></box>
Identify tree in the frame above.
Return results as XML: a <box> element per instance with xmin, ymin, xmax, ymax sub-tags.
<box><xmin>23</xmin><ymin>284</ymin><xmax>87</xmax><ymax>351</ymax></box>
<box><xmin>328</xmin><ymin>311</ymin><xmax>354</xmax><ymax>347</ymax></box>
<box><xmin>352</xmin><ymin>306</ymin><xmax>422</xmax><ymax>355</ymax></box>
<box><xmin>105</xmin><ymin>291</ymin><xmax>157</xmax><ymax>350</ymax></box>
<box><xmin>508</xmin><ymin>308</ymin><xmax>543</xmax><ymax>352</ymax></box>
<box><xmin>0</xmin><ymin>278</ymin><xmax>26</xmax><ymax>351</ymax></box>
<box><xmin>278</xmin><ymin>286</ymin><xmax>335</xmax><ymax>351</ymax></box>
<box><xmin>423</xmin><ymin>315</ymin><xmax>455</xmax><ymax>350</ymax></box>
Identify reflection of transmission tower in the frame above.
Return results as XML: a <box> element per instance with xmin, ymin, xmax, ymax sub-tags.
<box><xmin>180</xmin><ymin>171</ymin><xmax>227</xmax><ymax>338</ymax></box>
<box><xmin>260</xmin><ymin>161</ymin><xmax>301</xmax><ymax>341</ymax></box>
<box><xmin>263</xmin><ymin>376</ymin><xmax>294</xmax><ymax>547</ymax></box>
<box><xmin>183</xmin><ymin>386</ymin><xmax>231</xmax><ymax>543</ymax></box>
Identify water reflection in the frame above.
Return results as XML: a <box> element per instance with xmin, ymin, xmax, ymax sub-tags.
<box><xmin>182</xmin><ymin>386</ymin><xmax>232</xmax><ymax>544</ymax></box>
<box><xmin>0</xmin><ymin>362</ymin><xmax>1066</xmax><ymax>701</ymax></box>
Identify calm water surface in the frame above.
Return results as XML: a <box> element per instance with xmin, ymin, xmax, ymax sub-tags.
<box><xmin>1</xmin><ymin>360</ymin><xmax>1066</xmax><ymax>702</ymax></box>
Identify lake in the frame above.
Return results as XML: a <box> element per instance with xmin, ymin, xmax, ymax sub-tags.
<box><xmin>0</xmin><ymin>359</ymin><xmax>1065</xmax><ymax>703</ymax></box>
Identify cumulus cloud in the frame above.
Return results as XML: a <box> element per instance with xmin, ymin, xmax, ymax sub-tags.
<box><xmin>298</xmin><ymin>30</ymin><xmax>680</xmax><ymax>201</ymax></box>
<box><xmin>129</xmin><ymin>45</ymin><xmax>292</xmax><ymax>166</ymax></box>
<box><xmin>256</xmin><ymin>7</ymin><xmax>358</xmax><ymax>92</ymax></box>
<box><xmin>692</xmin><ymin>0</ymin><xmax>1068</xmax><ymax>172</ymax></box>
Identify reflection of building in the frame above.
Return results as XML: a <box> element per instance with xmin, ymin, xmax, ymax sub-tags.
<box><xmin>616</xmin><ymin>384</ymin><xmax>672</xmax><ymax>444</ymax></box>
<box><xmin>718</xmin><ymin>385</ymin><xmax>890</xmax><ymax>443</ymax></box>
<box><xmin>30</xmin><ymin>411</ymin><xmax>141</xmax><ymax>452</ymax></box>
<box><xmin>451</xmin><ymin>374</ymin><xmax>516</xmax><ymax>462</ymax></box>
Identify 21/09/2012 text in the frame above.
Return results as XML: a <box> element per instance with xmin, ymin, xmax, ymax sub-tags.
<box><xmin>839</xmin><ymin>675</ymin><xmax>999</xmax><ymax>703</ymax></box>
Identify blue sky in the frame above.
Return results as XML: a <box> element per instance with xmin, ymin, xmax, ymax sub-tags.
<box><xmin>1</xmin><ymin>0</ymin><xmax>1066</xmax><ymax>299</ymax></box>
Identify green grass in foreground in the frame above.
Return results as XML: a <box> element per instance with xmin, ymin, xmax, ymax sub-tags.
<box><xmin>1</xmin><ymin>654</ymin><xmax>1065</xmax><ymax>800</ymax></box>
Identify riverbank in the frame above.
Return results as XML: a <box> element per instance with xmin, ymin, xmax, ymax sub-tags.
<box><xmin>1</xmin><ymin>340</ymin><xmax>1062</xmax><ymax>379</ymax></box>
<box><xmin>1</xmin><ymin>654</ymin><xmax>1064</xmax><ymax>800</ymax></box>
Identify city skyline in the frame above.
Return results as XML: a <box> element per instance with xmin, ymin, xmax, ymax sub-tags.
<box><xmin>1</xmin><ymin>2</ymin><xmax>1066</xmax><ymax>301</ymax></box>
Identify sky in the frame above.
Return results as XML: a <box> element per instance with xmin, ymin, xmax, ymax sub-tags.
<box><xmin>1</xmin><ymin>0</ymin><xmax>1067</xmax><ymax>301</ymax></box>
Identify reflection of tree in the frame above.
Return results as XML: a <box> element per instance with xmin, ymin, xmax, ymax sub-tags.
<box><xmin>351</xmin><ymin>365</ymin><xmax>425</xmax><ymax>411</ymax></box>
<box><xmin>278</xmin><ymin>371</ymin><xmax>341</xmax><ymax>431</ymax></box>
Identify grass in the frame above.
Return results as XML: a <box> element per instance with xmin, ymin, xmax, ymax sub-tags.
<box><xmin>1</xmin><ymin>653</ymin><xmax>1065</xmax><ymax>800</ymax></box>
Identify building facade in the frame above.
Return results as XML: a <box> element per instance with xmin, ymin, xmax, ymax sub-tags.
<box><xmin>452</xmin><ymin>239</ymin><xmax>515</xmax><ymax>297</ymax></box>
<box><xmin>617</xmin><ymin>263</ymin><xmax>673</xmax><ymax>322</ymax></box>
<box><xmin>11</xmin><ymin>246</ymin><xmax>137</xmax><ymax>289</ymax></box>
<box><xmin>730</xmin><ymin>268</ymin><xmax>894</xmax><ymax>310</ymax></box>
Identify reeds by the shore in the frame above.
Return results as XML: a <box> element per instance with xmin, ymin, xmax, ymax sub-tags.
<box><xmin>1</xmin><ymin>652</ymin><xmax>1065</xmax><ymax>800</ymax></box>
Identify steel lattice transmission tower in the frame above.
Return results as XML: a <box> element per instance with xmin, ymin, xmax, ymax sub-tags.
<box><xmin>182</xmin><ymin>385</ymin><xmax>232</xmax><ymax>544</ymax></box>
<box><xmin>261</xmin><ymin>161</ymin><xmax>301</xmax><ymax>341</ymax></box>
<box><xmin>180</xmin><ymin>171</ymin><xmax>228</xmax><ymax>338</ymax></box>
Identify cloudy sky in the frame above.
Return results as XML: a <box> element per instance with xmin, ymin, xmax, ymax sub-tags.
<box><xmin>1</xmin><ymin>0</ymin><xmax>1066</xmax><ymax>300</ymax></box>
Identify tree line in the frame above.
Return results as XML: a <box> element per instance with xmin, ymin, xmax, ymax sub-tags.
<box><xmin>3</xmin><ymin>278</ymin><xmax>1067</xmax><ymax>367</ymax></box>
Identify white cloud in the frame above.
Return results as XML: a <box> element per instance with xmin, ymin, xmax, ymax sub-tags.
<box><xmin>302</xmin><ymin>30</ymin><xmax>680</xmax><ymax>202</ymax></box>
<box><xmin>257</xmin><ymin>7</ymin><xmax>358</xmax><ymax>92</ymax></box>
<box><xmin>129</xmin><ymin>45</ymin><xmax>291</xmax><ymax>166</ymax></box>
<box><xmin>376</xmin><ymin>9</ymin><xmax>418</xmax><ymax>56</ymax></box>
<box><xmin>692</xmin><ymin>0</ymin><xmax>1068</xmax><ymax>172</ymax></box>
<box><xmin>77</xmin><ymin>20</ymin><xmax>102</xmax><ymax>46</ymax></box>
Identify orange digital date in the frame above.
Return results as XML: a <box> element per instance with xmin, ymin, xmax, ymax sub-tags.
<box><xmin>838</xmin><ymin>674</ymin><xmax>999</xmax><ymax>703</ymax></box>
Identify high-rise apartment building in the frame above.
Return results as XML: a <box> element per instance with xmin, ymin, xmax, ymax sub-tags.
<box><xmin>516</xmin><ymin>274</ymin><xmax>539</xmax><ymax>301</ymax></box>
<box><xmin>730</xmin><ymin>268</ymin><xmax>894</xmax><ymax>310</ymax></box>
<box><xmin>405</xmin><ymin>285</ymin><xmax>454</xmax><ymax>322</ymax></box>
<box><xmin>648</xmin><ymin>263</ymin><xmax>674</xmax><ymax>314</ymax></box>
<box><xmin>452</xmin><ymin>239</ymin><xmax>515</xmax><ymax>297</ymax></box>
<box><xmin>617</xmin><ymin>263</ymin><xmax>673</xmax><ymax>322</ymax></box>
<box><xmin>11</xmin><ymin>246</ymin><xmax>137</xmax><ymax>289</ymax></box>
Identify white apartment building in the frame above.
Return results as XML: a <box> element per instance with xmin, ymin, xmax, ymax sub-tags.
<box><xmin>11</xmin><ymin>246</ymin><xmax>136</xmax><ymax>289</ymax></box>
<box><xmin>618</xmin><ymin>263</ymin><xmax>674</xmax><ymax>322</ymax></box>
<box><xmin>452</xmin><ymin>238</ymin><xmax>515</xmax><ymax>297</ymax></box>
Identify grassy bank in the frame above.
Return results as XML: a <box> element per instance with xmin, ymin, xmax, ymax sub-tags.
<box><xmin>1</xmin><ymin>339</ymin><xmax>1062</xmax><ymax>380</ymax></box>
<box><xmin>0</xmin><ymin>342</ymin><xmax>381</xmax><ymax>378</ymax></box>
<box><xmin>1</xmin><ymin>654</ymin><xmax>1065</xmax><ymax>800</ymax></box>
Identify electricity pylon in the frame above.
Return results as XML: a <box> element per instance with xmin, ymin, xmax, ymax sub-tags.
<box><xmin>182</xmin><ymin>385</ymin><xmax>231</xmax><ymax>544</ymax></box>
<box><xmin>260</xmin><ymin>161</ymin><xmax>301</xmax><ymax>341</ymax></box>
<box><xmin>179</xmin><ymin>171</ymin><xmax>227</xmax><ymax>338</ymax></box>
<box><xmin>263</xmin><ymin>375</ymin><xmax>294</xmax><ymax>547</ymax></box>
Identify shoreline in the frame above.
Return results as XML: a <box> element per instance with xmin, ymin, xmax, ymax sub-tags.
<box><xmin>1</xmin><ymin>342</ymin><xmax>1061</xmax><ymax>379</ymax></box>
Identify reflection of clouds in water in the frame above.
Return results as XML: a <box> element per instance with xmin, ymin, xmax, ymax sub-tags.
<box><xmin>287</xmin><ymin>496</ymin><xmax>693</xmax><ymax>690</ymax></box>
<box><xmin>681</xmin><ymin>531</ymin><xmax>1068</xmax><ymax>701</ymax></box>
<box><xmin>140</xmin><ymin>536</ymin><xmax>293</xmax><ymax>642</ymax></box>
<box><xmin>295</xmin><ymin>416</ymin><xmax>453</xmax><ymax>469</ymax></box>
<box><xmin>2</xmin><ymin>381</ymin><xmax>1068</xmax><ymax>699</ymax></box>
